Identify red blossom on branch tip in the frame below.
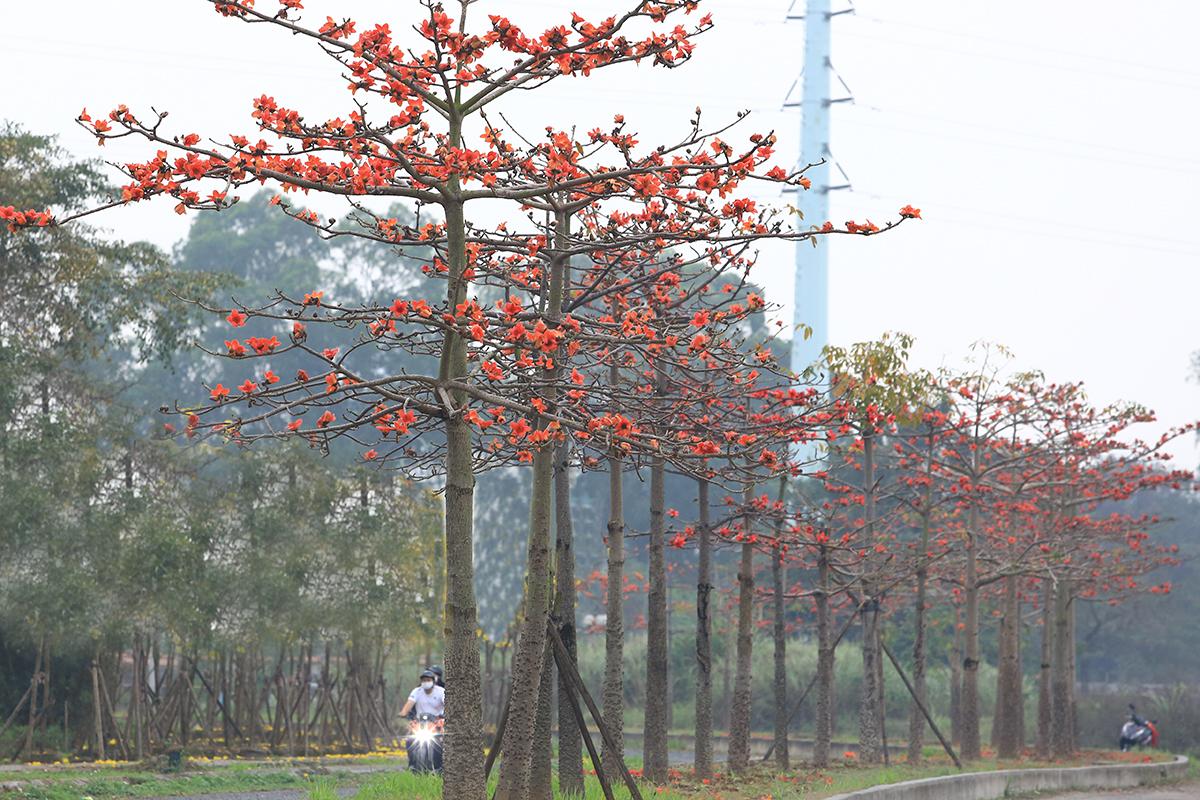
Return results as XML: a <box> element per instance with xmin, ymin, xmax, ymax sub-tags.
<box><xmin>899</xmin><ymin>205</ymin><xmax>922</xmax><ymax>219</ymax></box>
<box><xmin>226</xmin><ymin>309</ymin><xmax>248</xmax><ymax>327</ymax></box>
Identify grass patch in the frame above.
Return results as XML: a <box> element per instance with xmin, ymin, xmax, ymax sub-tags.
<box><xmin>3</xmin><ymin>766</ymin><xmax>363</xmax><ymax>800</ymax></box>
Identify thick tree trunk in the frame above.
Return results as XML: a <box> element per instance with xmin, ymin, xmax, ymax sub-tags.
<box><xmin>959</xmin><ymin>506</ymin><xmax>982</xmax><ymax>760</ymax></box>
<box><xmin>728</xmin><ymin>491</ymin><xmax>756</xmax><ymax>774</ymax></box>
<box><xmin>527</xmin><ymin>642</ymin><xmax>555</xmax><ymax>800</ymax></box>
<box><xmin>771</xmin><ymin>537</ymin><xmax>789</xmax><ymax>770</ymax></box>
<box><xmin>858</xmin><ymin>593</ymin><xmax>883</xmax><ymax>765</ymax></box>
<box><xmin>994</xmin><ymin>574</ymin><xmax>1023</xmax><ymax>758</ymax></box>
<box><xmin>554</xmin><ymin>441</ymin><xmax>584</xmax><ymax>797</ymax></box>
<box><xmin>907</xmin><ymin>544</ymin><xmax>928</xmax><ymax>763</ymax></box>
<box><xmin>1050</xmin><ymin>577</ymin><xmax>1075</xmax><ymax>757</ymax></box>
<box><xmin>814</xmin><ymin>546</ymin><xmax>835</xmax><ymax>768</ymax></box>
<box><xmin>600</xmin><ymin>377</ymin><xmax>625</xmax><ymax>783</ymax></box>
<box><xmin>440</xmin><ymin>193</ymin><xmax>487</xmax><ymax>800</ymax></box>
<box><xmin>694</xmin><ymin>478</ymin><xmax>714</xmax><ymax>780</ymax></box>
<box><xmin>1036</xmin><ymin>578</ymin><xmax>1053</xmax><ymax>759</ymax></box>
<box><xmin>643</xmin><ymin>451</ymin><xmax>669</xmax><ymax>783</ymax></box>
<box><xmin>858</xmin><ymin>433</ymin><xmax>882</xmax><ymax>765</ymax></box>
<box><xmin>949</xmin><ymin>617</ymin><xmax>962</xmax><ymax>747</ymax></box>
<box><xmin>494</xmin><ymin>212</ymin><xmax>569</xmax><ymax>799</ymax></box>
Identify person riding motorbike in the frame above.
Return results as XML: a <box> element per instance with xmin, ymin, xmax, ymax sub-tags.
<box><xmin>401</xmin><ymin>669</ymin><xmax>445</xmax><ymax>773</ymax></box>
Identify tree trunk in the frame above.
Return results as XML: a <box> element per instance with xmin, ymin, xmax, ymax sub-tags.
<box><xmin>554</xmin><ymin>440</ymin><xmax>584</xmax><ymax>797</ymax></box>
<box><xmin>1050</xmin><ymin>577</ymin><xmax>1075</xmax><ymax>757</ymax></box>
<box><xmin>643</xmin><ymin>450</ymin><xmax>669</xmax><ymax>784</ymax></box>
<box><xmin>994</xmin><ymin>574</ymin><xmax>1023</xmax><ymax>758</ymax></box>
<box><xmin>907</xmin><ymin>505</ymin><xmax>931</xmax><ymax>764</ymax></box>
<box><xmin>959</xmin><ymin>506</ymin><xmax>981</xmax><ymax>761</ymax></box>
<box><xmin>813</xmin><ymin>546</ymin><xmax>835</xmax><ymax>768</ymax></box>
<box><xmin>1036</xmin><ymin>579</ymin><xmax>1053</xmax><ymax>758</ymax></box>
<box><xmin>771</xmin><ymin>478</ymin><xmax>789</xmax><ymax>770</ymax></box>
<box><xmin>493</xmin><ymin>444</ymin><xmax>554</xmax><ymax>800</ymax></box>
<box><xmin>727</xmin><ymin>490</ymin><xmax>756</xmax><ymax>774</ymax></box>
<box><xmin>91</xmin><ymin>658</ymin><xmax>106</xmax><ymax>760</ymax></box>
<box><xmin>771</xmin><ymin>543</ymin><xmax>789</xmax><ymax>769</ymax></box>
<box><xmin>600</xmin><ymin>407</ymin><xmax>625</xmax><ymax>781</ymax></box>
<box><xmin>858</xmin><ymin>593</ymin><xmax>883</xmax><ymax>764</ymax></box>
<box><xmin>950</xmin><ymin>618</ymin><xmax>962</xmax><ymax>748</ymax></box>
<box><xmin>494</xmin><ymin>211</ymin><xmax>568</xmax><ymax>800</ymax></box>
<box><xmin>858</xmin><ymin>433</ymin><xmax>882</xmax><ymax>764</ymax></box>
<box><xmin>440</xmin><ymin>193</ymin><xmax>487</xmax><ymax>800</ymax></box>
<box><xmin>694</xmin><ymin>478</ymin><xmax>714</xmax><ymax>780</ymax></box>
<box><xmin>527</xmin><ymin>643</ymin><xmax>555</xmax><ymax>800</ymax></box>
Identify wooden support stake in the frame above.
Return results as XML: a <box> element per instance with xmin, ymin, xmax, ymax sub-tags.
<box><xmin>548</xmin><ymin>621</ymin><xmax>644</xmax><ymax>800</ymax></box>
<box><xmin>879</xmin><ymin>637</ymin><xmax>961</xmax><ymax>769</ymax></box>
<box><xmin>482</xmin><ymin>678</ymin><xmax>512</xmax><ymax>782</ymax></box>
<box><xmin>762</xmin><ymin>610</ymin><xmax>858</xmax><ymax>762</ymax></box>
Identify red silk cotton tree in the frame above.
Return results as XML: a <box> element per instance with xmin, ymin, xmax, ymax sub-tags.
<box><xmin>4</xmin><ymin>1</ymin><xmax>918</xmax><ymax>796</ymax></box>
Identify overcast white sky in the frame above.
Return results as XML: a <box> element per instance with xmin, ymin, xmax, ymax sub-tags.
<box><xmin>4</xmin><ymin>0</ymin><xmax>1199</xmax><ymax>465</ymax></box>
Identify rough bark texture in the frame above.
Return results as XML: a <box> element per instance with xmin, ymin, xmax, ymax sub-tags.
<box><xmin>554</xmin><ymin>441</ymin><xmax>584</xmax><ymax>797</ymax></box>
<box><xmin>1036</xmin><ymin>578</ymin><xmax>1053</xmax><ymax>759</ymax></box>
<box><xmin>643</xmin><ymin>451</ymin><xmax>669</xmax><ymax>783</ymax></box>
<box><xmin>813</xmin><ymin>547</ymin><xmax>835</xmax><ymax>768</ymax></box>
<box><xmin>600</xmin><ymin>445</ymin><xmax>625</xmax><ymax>783</ymax></box>
<box><xmin>857</xmin><ymin>595</ymin><xmax>883</xmax><ymax>764</ymax></box>
<box><xmin>694</xmin><ymin>478</ymin><xmax>714</xmax><ymax>781</ymax></box>
<box><xmin>857</xmin><ymin>434</ymin><xmax>882</xmax><ymax>765</ymax></box>
<box><xmin>441</xmin><ymin>195</ymin><xmax>487</xmax><ymax>800</ymax></box>
<box><xmin>771</xmin><ymin>540</ymin><xmax>789</xmax><ymax>770</ymax></box>
<box><xmin>527</xmin><ymin>640</ymin><xmax>555</xmax><ymax>800</ymax></box>
<box><xmin>493</xmin><ymin>215</ymin><xmax>568</xmax><ymax>800</ymax></box>
<box><xmin>949</xmin><ymin>618</ymin><xmax>963</xmax><ymax>747</ymax></box>
<box><xmin>959</xmin><ymin>505</ymin><xmax>982</xmax><ymax>761</ymax></box>
<box><xmin>1050</xmin><ymin>578</ymin><xmax>1075</xmax><ymax>757</ymax></box>
<box><xmin>994</xmin><ymin>574</ymin><xmax>1024</xmax><ymax>758</ymax></box>
<box><xmin>907</xmin><ymin>555</ymin><xmax>928</xmax><ymax>763</ymax></box>
<box><xmin>727</xmin><ymin>516</ymin><xmax>755</xmax><ymax>774</ymax></box>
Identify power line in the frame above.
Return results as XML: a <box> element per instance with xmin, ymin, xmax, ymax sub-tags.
<box><xmin>857</xmin><ymin>13</ymin><xmax>1200</xmax><ymax>83</ymax></box>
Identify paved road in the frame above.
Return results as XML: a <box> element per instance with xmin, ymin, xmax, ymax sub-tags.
<box><xmin>1039</xmin><ymin>785</ymin><xmax>1200</xmax><ymax>799</ymax></box>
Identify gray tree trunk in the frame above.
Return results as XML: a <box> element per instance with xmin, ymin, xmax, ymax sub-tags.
<box><xmin>994</xmin><ymin>574</ymin><xmax>1024</xmax><ymax>758</ymax></box>
<box><xmin>493</xmin><ymin>212</ymin><xmax>569</xmax><ymax>800</ymax></box>
<box><xmin>814</xmin><ymin>547</ymin><xmax>835</xmax><ymax>768</ymax></box>
<box><xmin>694</xmin><ymin>478</ymin><xmax>714</xmax><ymax>780</ymax></box>
<box><xmin>959</xmin><ymin>505</ymin><xmax>982</xmax><ymax>760</ymax></box>
<box><xmin>554</xmin><ymin>441</ymin><xmax>584</xmax><ymax>796</ymax></box>
<box><xmin>950</xmin><ymin>618</ymin><xmax>963</xmax><ymax>748</ymax></box>
<box><xmin>1050</xmin><ymin>577</ymin><xmax>1075</xmax><ymax>757</ymax></box>
<box><xmin>771</xmin><ymin>536</ymin><xmax>789</xmax><ymax>770</ymax></box>
<box><xmin>527</xmin><ymin>642</ymin><xmax>555</xmax><ymax>800</ymax></box>
<box><xmin>440</xmin><ymin>193</ymin><xmax>487</xmax><ymax>800</ymax></box>
<box><xmin>907</xmin><ymin>546</ymin><xmax>928</xmax><ymax>763</ymax></box>
<box><xmin>643</xmin><ymin>450</ymin><xmax>669</xmax><ymax>783</ymax></box>
<box><xmin>858</xmin><ymin>595</ymin><xmax>883</xmax><ymax>764</ymax></box>
<box><xmin>728</xmin><ymin>490</ymin><xmax>756</xmax><ymax>774</ymax></box>
<box><xmin>600</xmin><ymin>444</ymin><xmax>625</xmax><ymax>783</ymax></box>
<box><xmin>1036</xmin><ymin>578</ymin><xmax>1053</xmax><ymax>759</ymax></box>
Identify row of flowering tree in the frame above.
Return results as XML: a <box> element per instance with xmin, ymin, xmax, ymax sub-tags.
<box><xmin>3</xmin><ymin>0</ymin><xmax>917</xmax><ymax>796</ymax></box>
<box><xmin>5</xmin><ymin>2</ymin><xmax>1189</xmax><ymax>799</ymax></box>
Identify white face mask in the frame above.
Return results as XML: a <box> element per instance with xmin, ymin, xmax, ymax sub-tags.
<box><xmin>421</xmin><ymin>680</ymin><xmax>434</xmax><ymax>691</ymax></box>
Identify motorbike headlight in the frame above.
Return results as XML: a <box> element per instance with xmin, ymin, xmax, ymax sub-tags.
<box><xmin>412</xmin><ymin>727</ymin><xmax>436</xmax><ymax>746</ymax></box>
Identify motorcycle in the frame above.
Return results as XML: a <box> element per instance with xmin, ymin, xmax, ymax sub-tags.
<box><xmin>406</xmin><ymin>712</ymin><xmax>445</xmax><ymax>774</ymax></box>
<box><xmin>1118</xmin><ymin>704</ymin><xmax>1158</xmax><ymax>752</ymax></box>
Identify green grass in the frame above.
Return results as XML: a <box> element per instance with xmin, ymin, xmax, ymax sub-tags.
<box><xmin>2</xmin><ymin>767</ymin><xmax>363</xmax><ymax>800</ymax></box>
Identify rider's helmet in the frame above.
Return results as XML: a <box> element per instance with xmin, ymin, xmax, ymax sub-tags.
<box><xmin>420</xmin><ymin>668</ymin><xmax>437</xmax><ymax>684</ymax></box>
<box><xmin>428</xmin><ymin>665</ymin><xmax>445</xmax><ymax>688</ymax></box>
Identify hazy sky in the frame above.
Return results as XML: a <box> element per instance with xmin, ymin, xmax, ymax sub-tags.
<box><xmin>4</xmin><ymin>0</ymin><xmax>1199</xmax><ymax>464</ymax></box>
